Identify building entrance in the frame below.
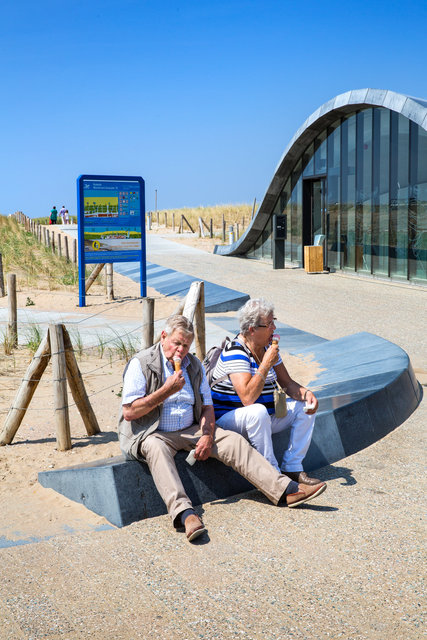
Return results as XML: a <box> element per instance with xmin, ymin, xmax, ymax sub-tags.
<box><xmin>302</xmin><ymin>178</ymin><xmax>327</xmax><ymax>268</ymax></box>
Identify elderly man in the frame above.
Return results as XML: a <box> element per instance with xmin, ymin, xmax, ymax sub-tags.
<box><xmin>212</xmin><ymin>298</ymin><xmax>320</xmax><ymax>485</ymax></box>
<box><xmin>118</xmin><ymin>315</ymin><xmax>326</xmax><ymax>542</ymax></box>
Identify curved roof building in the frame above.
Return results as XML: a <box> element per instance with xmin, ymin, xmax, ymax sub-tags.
<box><xmin>215</xmin><ymin>89</ymin><xmax>427</xmax><ymax>284</ymax></box>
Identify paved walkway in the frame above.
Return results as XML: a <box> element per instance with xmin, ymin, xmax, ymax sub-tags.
<box><xmin>1</xmin><ymin>232</ymin><xmax>425</xmax><ymax>639</ymax></box>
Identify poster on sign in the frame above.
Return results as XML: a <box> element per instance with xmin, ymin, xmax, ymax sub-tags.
<box><xmin>77</xmin><ymin>174</ymin><xmax>146</xmax><ymax>306</ymax></box>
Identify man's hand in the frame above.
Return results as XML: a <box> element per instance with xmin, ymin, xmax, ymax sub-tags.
<box><xmin>162</xmin><ymin>370</ymin><xmax>185</xmax><ymax>395</ymax></box>
<box><xmin>194</xmin><ymin>435</ymin><xmax>214</xmax><ymax>461</ymax></box>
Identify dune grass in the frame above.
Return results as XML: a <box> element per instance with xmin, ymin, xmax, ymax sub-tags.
<box><xmin>0</xmin><ymin>215</ymin><xmax>79</xmax><ymax>289</ymax></box>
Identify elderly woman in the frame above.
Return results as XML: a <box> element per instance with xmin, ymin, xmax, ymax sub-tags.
<box><xmin>211</xmin><ymin>298</ymin><xmax>320</xmax><ymax>485</ymax></box>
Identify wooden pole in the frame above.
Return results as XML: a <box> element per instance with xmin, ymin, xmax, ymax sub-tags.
<box><xmin>210</xmin><ymin>218</ymin><xmax>213</xmax><ymax>238</ymax></box>
<box><xmin>50</xmin><ymin>323</ymin><xmax>71</xmax><ymax>451</ymax></box>
<box><xmin>7</xmin><ymin>273</ymin><xmax>17</xmax><ymax>347</ymax></box>
<box><xmin>222</xmin><ymin>214</ymin><xmax>226</xmax><ymax>241</ymax></box>
<box><xmin>0</xmin><ymin>331</ymin><xmax>51</xmax><ymax>445</ymax></box>
<box><xmin>0</xmin><ymin>253</ymin><xmax>5</xmax><ymax>297</ymax></box>
<box><xmin>58</xmin><ymin>234</ymin><xmax>62</xmax><ymax>258</ymax></box>
<box><xmin>62</xmin><ymin>326</ymin><xmax>100</xmax><ymax>436</ymax></box>
<box><xmin>172</xmin><ymin>213</ymin><xmax>175</xmax><ymax>232</ymax></box>
<box><xmin>51</xmin><ymin>231</ymin><xmax>55</xmax><ymax>253</ymax></box>
<box><xmin>85</xmin><ymin>263</ymin><xmax>105</xmax><ymax>292</ymax></box>
<box><xmin>183</xmin><ymin>281</ymin><xmax>201</xmax><ymax>322</ymax></box>
<box><xmin>73</xmin><ymin>238</ymin><xmax>77</xmax><ymax>264</ymax></box>
<box><xmin>194</xmin><ymin>281</ymin><xmax>206</xmax><ymax>360</ymax></box>
<box><xmin>141</xmin><ymin>297</ymin><xmax>154</xmax><ymax>349</ymax></box>
<box><xmin>106</xmin><ymin>263</ymin><xmax>114</xmax><ymax>300</ymax></box>
<box><xmin>64</xmin><ymin>235</ymin><xmax>70</xmax><ymax>262</ymax></box>
<box><xmin>181</xmin><ymin>215</ymin><xmax>195</xmax><ymax>233</ymax></box>
<box><xmin>164</xmin><ymin>212</ymin><xmax>167</xmax><ymax>227</ymax></box>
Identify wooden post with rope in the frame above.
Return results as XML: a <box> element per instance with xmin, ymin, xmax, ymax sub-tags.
<box><xmin>0</xmin><ymin>324</ymin><xmax>100</xmax><ymax>450</ymax></box>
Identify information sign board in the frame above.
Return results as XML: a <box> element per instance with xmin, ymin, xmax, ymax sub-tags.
<box><xmin>77</xmin><ymin>174</ymin><xmax>146</xmax><ymax>306</ymax></box>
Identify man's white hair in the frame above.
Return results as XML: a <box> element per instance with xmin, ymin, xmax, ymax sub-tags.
<box><xmin>163</xmin><ymin>314</ymin><xmax>194</xmax><ymax>337</ymax></box>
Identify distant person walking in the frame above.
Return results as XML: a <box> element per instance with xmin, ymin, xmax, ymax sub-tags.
<box><xmin>63</xmin><ymin>209</ymin><xmax>70</xmax><ymax>224</ymax></box>
<box><xmin>59</xmin><ymin>205</ymin><xmax>67</xmax><ymax>224</ymax></box>
<box><xmin>50</xmin><ymin>206</ymin><xmax>58</xmax><ymax>225</ymax></box>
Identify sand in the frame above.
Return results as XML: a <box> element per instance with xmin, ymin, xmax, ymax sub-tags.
<box><xmin>0</xmin><ymin>251</ymin><xmax>321</xmax><ymax>544</ymax></box>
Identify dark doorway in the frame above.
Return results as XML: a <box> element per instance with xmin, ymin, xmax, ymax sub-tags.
<box><xmin>303</xmin><ymin>178</ymin><xmax>327</xmax><ymax>267</ymax></box>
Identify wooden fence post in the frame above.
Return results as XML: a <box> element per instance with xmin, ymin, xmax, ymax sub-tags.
<box><xmin>182</xmin><ymin>281</ymin><xmax>205</xmax><ymax>360</ymax></box>
<box><xmin>73</xmin><ymin>238</ymin><xmax>77</xmax><ymax>264</ymax></box>
<box><xmin>7</xmin><ymin>273</ymin><xmax>17</xmax><ymax>347</ymax></box>
<box><xmin>105</xmin><ymin>263</ymin><xmax>114</xmax><ymax>300</ymax></box>
<box><xmin>0</xmin><ymin>253</ymin><xmax>5</xmax><ymax>297</ymax></box>
<box><xmin>164</xmin><ymin>212</ymin><xmax>168</xmax><ymax>227</ymax></box>
<box><xmin>50</xmin><ymin>323</ymin><xmax>71</xmax><ymax>451</ymax></box>
<box><xmin>222</xmin><ymin>214</ymin><xmax>226</xmax><ymax>241</ymax></box>
<box><xmin>51</xmin><ymin>231</ymin><xmax>55</xmax><ymax>253</ymax></box>
<box><xmin>62</xmin><ymin>326</ymin><xmax>100</xmax><ymax>436</ymax></box>
<box><xmin>210</xmin><ymin>218</ymin><xmax>213</xmax><ymax>238</ymax></box>
<box><xmin>58</xmin><ymin>234</ymin><xmax>62</xmax><ymax>258</ymax></box>
<box><xmin>194</xmin><ymin>281</ymin><xmax>206</xmax><ymax>360</ymax></box>
<box><xmin>0</xmin><ymin>331</ymin><xmax>51</xmax><ymax>446</ymax></box>
<box><xmin>64</xmin><ymin>235</ymin><xmax>70</xmax><ymax>262</ymax></box>
<box><xmin>141</xmin><ymin>297</ymin><xmax>154</xmax><ymax>349</ymax></box>
<box><xmin>172</xmin><ymin>213</ymin><xmax>175</xmax><ymax>232</ymax></box>
<box><xmin>85</xmin><ymin>263</ymin><xmax>105</xmax><ymax>293</ymax></box>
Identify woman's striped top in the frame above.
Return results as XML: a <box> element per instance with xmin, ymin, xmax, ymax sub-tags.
<box><xmin>211</xmin><ymin>337</ymin><xmax>282</xmax><ymax>420</ymax></box>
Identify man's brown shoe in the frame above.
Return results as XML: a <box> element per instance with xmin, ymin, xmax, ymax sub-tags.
<box><xmin>286</xmin><ymin>482</ymin><xmax>326</xmax><ymax>508</ymax></box>
<box><xmin>285</xmin><ymin>471</ymin><xmax>322</xmax><ymax>485</ymax></box>
<box><xmin>185</xmin><ymin>514</ymin><xmax>206</xmax><ymax>542</ymax></box>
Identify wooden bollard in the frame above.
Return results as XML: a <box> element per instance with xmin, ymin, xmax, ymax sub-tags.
<box><xmin>51</xmin><ymin>231</ymin><xmax>55</xmax><ymax>253</ymax></box>
<box><xmin>73</xmin><ymin>238</ymin><xmax>77</xmax><ymax>264</ymax></box>
<box><xmin>58</xmin><ymin>234</ymin><xmax>62</xmax><ymax>258</ymax></box>
<box><xmin>141</xmin><ymin>297</ymin><xmax>154</xmax><ymax>349</ymax></box>
<box><xmin>172</xmin><ymin>212</ymin><xmax>175</xmax><ymax>232</ymax></box>
<box><xmin>0</xmin><ymin>253</ymin><xmax>5</xmax><ymax>297</ymax></box>
<box><xmin>50</xmin><ymin>323</ymin><xmax>71</xmax><ymax>451</ymax></box>
<box><xmin>7</xmin><ymin>273</ymin><xmax>17</xmax><ymax>347</ymax></box>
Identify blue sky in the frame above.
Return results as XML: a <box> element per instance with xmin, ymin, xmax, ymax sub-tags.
<box><xmin>1</xmin><ymin>0</ymin><xmax>426</xmax><ymax>217</ymax></box>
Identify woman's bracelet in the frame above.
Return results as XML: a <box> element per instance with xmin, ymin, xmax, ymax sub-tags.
<box><xmin>255</xmin><ymin>370</ymin><xmax>266</xmax><ymax>382</ymax></box>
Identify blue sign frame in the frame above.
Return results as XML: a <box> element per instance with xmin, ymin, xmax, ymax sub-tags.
<box><xmin>77</xmin><ymin>174</ymin><xmax>146</xmax><ymax>307</ymax></box>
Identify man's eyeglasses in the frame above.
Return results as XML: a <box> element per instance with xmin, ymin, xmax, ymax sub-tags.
<box><xmin>257</xmin><ymin>318</ymin><xmax>277</xmax><ymax>328</ymax></box>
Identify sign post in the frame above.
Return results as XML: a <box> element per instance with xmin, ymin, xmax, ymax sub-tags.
<box><xmin>76</xmin><ymin>174</ymin><xmax>146</xmax><ymax>306</ymax></box>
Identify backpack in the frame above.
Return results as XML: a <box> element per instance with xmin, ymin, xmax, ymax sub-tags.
<box><xmin>202</xmin><ymin>337</ymin><xmax>230</xmax><ymax>387</ymax></box>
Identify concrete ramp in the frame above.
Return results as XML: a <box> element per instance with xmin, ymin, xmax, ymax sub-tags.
<box><xmin>114</xmin><ymin>261</ymin><xmax>249</xmax><ymax>312</ymax></box>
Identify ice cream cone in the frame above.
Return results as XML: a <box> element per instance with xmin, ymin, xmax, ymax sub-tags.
<box><xmin>173</xmin><ymin>356</ymin><xmax>182</xmax><ymax>372</ymax></box>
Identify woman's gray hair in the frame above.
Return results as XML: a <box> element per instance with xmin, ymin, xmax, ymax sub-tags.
<box><xmin>163</xmin><ymin>314</ymin><xmax>194</xmax><ymax>337</ymax></box>
<box><xmin>238</xmin><ymin>298</ymin><xmax>275</xmax><ymax>335</ymax></box>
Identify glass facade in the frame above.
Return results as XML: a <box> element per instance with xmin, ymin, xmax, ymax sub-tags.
<box><xmin>246</xmin><ymin>107</ymin><xmax>427</xmax><ymax>283</ymax></box>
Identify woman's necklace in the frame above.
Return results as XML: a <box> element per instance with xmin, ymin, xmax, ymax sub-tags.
<box><xmin>239</xmin><ymin>334</ymin><xmax>264</xmax><ymax>364</ymax></box>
